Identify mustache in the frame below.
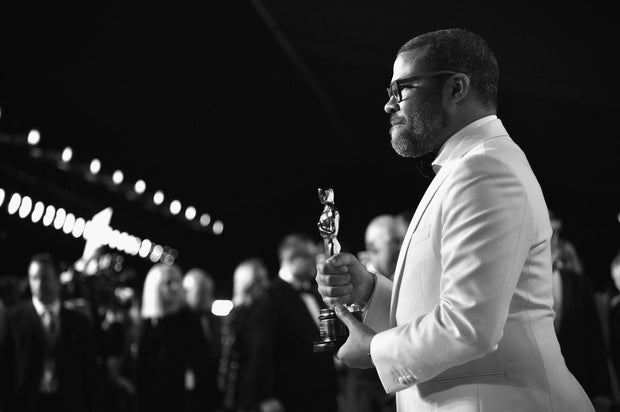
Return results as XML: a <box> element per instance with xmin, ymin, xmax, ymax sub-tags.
<box><xmin>390</xmin><ymin>115</ymin><xmax>406</xmax><ymax>125</ymax></box>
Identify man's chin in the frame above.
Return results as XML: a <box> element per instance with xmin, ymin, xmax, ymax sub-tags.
<box><xmin>391</xmin><ymin>135</ymin><xmax>421</xmax><ymax>158</ymax></box>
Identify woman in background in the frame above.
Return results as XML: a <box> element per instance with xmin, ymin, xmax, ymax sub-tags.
<box><xmin>136</xmin><ymin>264</ymin><xmax>211</xmax><ymax>412</ymax></box>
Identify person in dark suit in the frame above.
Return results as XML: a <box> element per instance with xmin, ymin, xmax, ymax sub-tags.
<box><xmin>549</xmin><ymin>213</ymin><xmax>615</xmax><ymax>410</ymax></box>
<box><xmin>608</xmin><ymin>251</ymin><xmax>620</xmax><ymax>395</ymax></box>
<box><xmin>246</xmin><ymin>233</ymin><xmax>338</xmax><ymax>412</ymax></box>
<box><xmin>0</xmin><ymin>253</ymin><xmax>99</xmax><ymax>412</ymax></box>
<box><xmin>218</xmin><ymin>258</ymin><xmax>270</xmax><ymax>412</ymax></box>
<box><xmin>0</xmin><ymin>300</ymin><xmax>10</xmax><ymax>410</ymax></box>
<box><xmin>182</xmin><ymin>267</ymin><xmax>223</xmax><ymax>411</ymax></box>
<box><xmin>554</xmin><ymin>267</ymin><xmax>614</xmax><ymax>409</ymax></box>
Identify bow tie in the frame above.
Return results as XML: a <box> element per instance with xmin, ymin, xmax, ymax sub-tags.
<box><xmin>415</xmin><ymin>151</ymin><xmax>438</xmax><ymax>179</ymax></box>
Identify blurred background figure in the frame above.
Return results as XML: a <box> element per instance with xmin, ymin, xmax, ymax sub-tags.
<box><xmin>219</xmin><ymin>258</ymin><xmax>270</xmax><ymax>412</ymax></box>
<box><xmin>66</xmin><ymin>249</ymin><xmax>142</xmax><ymax>412</ymax></box>
<box><xmin>0</xmin><ymin>253</ymin><xmax>99</xmax><ymax>412</ymax></box>
<box><xmin>231</xmin><ymin>259</ymin><xmax>269</xmax><ymax>309</ymax></box>
<box><xmin>136</xmin><ymin>264</ymin><xmax>214</xmax><ymax>412</ymax></box>
<box><xmin>99</xmin><ymin>285</ymin><xmax>139</xmax><ymax>412</ymax></box>
<box><xmin>608</xmin><ymin>251</ymin><xmax>620</xmax><ymax>404</ymax></box>
<box><xmin>395</xmin><ymin>209</ymin><xmax>414</xmax><ymax>244</ymax></box>
<box><xmin>549</xmin><ymin>213</ymin><xmax>615</xmax><ymax>411</ymax></box>
<box><xmin>0</xmin><ymin>299</ymin><xmax>7</xmax><ymax>409</ymax></box>
<box><xmin>246</xmin><ymin>233</ymin><xmax>338</xmax><ymax>412</ymax></box>
<box><xmin>182</xmin><ymin>267</ymin><xmax>223</xmax><ymax>411</ymax></box>
<box><xmin>184</xmin><ymin>268</ymin><xmax>215</xmax><ymax>313</ymax></box>
<box><xmin>550</xmin><ymin>210</ymin><xmax>584</xmax><ymax>274</ymax></box>
<box><xmin>0</xmin><ymin>274</ymin><xmax>26</xmax><ymax>310</ymax></box>
<box><xmin>357</xmin><ymin>214</ymin><xmax>406</xmax><ymax>281</ymax></box>
<box><xmin>346</xmin><ymin>214</ymin><xmax>405</xmax><ymax>412</ymax></box>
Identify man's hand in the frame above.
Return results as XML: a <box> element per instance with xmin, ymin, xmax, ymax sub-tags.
<box><xmin>334</xmin><ymin>304</ymin><xmax>376</xmax><ymax>369</ymax></box>
<box><xmin>316</xmin><ymin>253</ymin><xmax>375</xmax><ymax>307</ymax></box>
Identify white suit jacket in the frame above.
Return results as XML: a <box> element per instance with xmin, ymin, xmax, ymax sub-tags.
<box><xmin>365</xmin><ymin>117</ymin><xmax>593</xmax><ymax>411</ymax></box>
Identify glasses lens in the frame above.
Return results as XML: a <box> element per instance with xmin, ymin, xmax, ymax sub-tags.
<box><xmin>388</xmin><ymin>82</ymin><xmax>400</xmax><ymax>102</ymax></box>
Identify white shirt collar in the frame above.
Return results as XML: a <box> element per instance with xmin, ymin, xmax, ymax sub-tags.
<box><xmin>432</xmin><ymin>115</ymin><xmax>497</xmax><ymax>174</ymax></box>
<box><xmin>32</xmin><ymin>296</ymin><xmax>61</xmax><ymax>318</ymax></box>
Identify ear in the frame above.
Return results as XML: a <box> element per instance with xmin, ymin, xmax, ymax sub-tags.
<box><xmin>446</xmin><ymin>73</ymin><xmax>470</xmax><ymax>104</ymax></box>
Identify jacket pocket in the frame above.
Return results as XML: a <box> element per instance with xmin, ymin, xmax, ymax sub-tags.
<box><xmin>410</xmin><ymin>224</ymin><xmax>431</xmax><ymax>245</ymax></box>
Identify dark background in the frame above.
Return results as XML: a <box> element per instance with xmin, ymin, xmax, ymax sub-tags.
<box><xmin>1</xmin><ymin>1</ymin><xmax>618</xmax><ymax>296</ymax></box>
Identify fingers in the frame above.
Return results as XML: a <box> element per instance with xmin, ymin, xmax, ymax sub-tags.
<box><xmin>317</xmin><ymin>260</ymin><xmax>348</xmax><ymax>277</ymax></box>
<box><xmin>317</xmin><ymin>262</ymin><xmax>353</xmax><ymax>296</ymax></box>
<box><xmin>322</xmin><ymin>295</ymin><xmax>351</xmax><ymax>307</ymax></box>
<box><xmin>334</xmin><ymin>304</ymin><xmax>359</xmax><ymax>328</ymax></box>
<box><xmin>316</xmin><ymin>254</ymin><xmax>353</xmax><ymax>286</ymax></box>
<box><xmin>318</xmin><ymin>283</ymin><xmax>353</xmax><ymax>302</ymax></box>
<box><xmin>316</xmin><ymin>273</ymin><xmax>350</xmax><ymax>286</ymax></box>
<box><xmin>317</xmin><ymin>252</ymin><xmax>358</xmax><ymax>272</ymax></box>
<box><xmin>316</xmin><ymin>253</ymin><xmax>360</xmax><ymax>306</ymax></box>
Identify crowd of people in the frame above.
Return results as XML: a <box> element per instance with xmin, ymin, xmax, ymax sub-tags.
<box><xmin>0</xmin><ymin>210</ymin><xmax>619</xmax><ymax>412</ymax></box>
<box><xmin>0</xmin><ymin>211</ymin><xmax>403</xmax><ymax>412</ymax></box>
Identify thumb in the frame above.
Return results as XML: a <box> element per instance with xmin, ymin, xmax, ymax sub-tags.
<box><xmin>334</xmin><ymin>304</ymin><xmax>359</xmax><ymax>328</ymax></box>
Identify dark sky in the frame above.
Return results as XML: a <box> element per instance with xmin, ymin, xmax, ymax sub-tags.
<box><xmin>1</xmin><ymin>2</ymin><xmax>618</xmax><ymax>295</ymax></box>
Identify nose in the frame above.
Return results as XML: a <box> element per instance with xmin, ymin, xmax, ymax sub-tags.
<box><xmin>384</xmin><ymin>96</ymin><xmax>398</xmax><ymax>114</ymax></box>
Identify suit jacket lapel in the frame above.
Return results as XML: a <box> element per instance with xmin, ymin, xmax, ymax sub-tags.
<box><xmin>389</xmin><ymin>162</ymin><xmax>455</xmax><ymax>325</ymax></box>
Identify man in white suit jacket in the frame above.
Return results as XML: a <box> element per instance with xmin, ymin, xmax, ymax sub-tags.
<box><xmin>317</xmin><ymin>29</ymin><xmax>594</xmax><ymax>411</ymax></box>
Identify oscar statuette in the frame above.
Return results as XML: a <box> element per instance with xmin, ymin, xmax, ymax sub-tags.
<box><xmin>314</xmin><ymin>188</ymin><xmax>363</xmax><ymax>353</ymax></box>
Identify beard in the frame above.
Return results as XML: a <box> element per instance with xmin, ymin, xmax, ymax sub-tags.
<box><xmin>390</xmin><ymin>91</ymin><xmax>448</xmax><ymax>158</ymax></box>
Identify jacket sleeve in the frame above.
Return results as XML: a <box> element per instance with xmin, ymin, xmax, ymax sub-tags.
<box><xmin>363</xmin><ymin>273</ymin><xmax>393</xmax><ymax>333</ymax></box>
<box><xmin>371</xmin><ymin>154</ymin><xmax>534</xmax><ymax>392</ymax></box>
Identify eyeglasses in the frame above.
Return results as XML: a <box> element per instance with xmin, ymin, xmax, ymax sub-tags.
<box><xmin>386</xmin><ymin>70</ymin><xmax>459</xmax><ymax>102</ymax></box>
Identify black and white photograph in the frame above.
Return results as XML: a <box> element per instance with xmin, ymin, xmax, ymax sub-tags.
<box><xmin>0</xmin><ymin>2</ymin><xmax>618</xmax><ymax>412</ymax></box>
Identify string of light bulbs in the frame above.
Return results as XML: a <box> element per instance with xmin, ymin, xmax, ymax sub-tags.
<box><xmin>0</xmin><ymin>186</ymin><xmax>177</xmax><ymax>264</ymax></box>
<box><xmin>20</xmin><ymin>128</ymin><xmax>224</xmax><ymax>235</ymax></box>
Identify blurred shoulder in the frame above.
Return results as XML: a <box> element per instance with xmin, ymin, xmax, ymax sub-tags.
<box><xmin>6</xmin><ymin>300</ymin><xmax>35</xmax><ymax>320</ymax></box>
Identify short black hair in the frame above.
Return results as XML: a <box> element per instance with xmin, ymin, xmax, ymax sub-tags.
<box><xmin>398</xmin><ymin>28</ymin><xmax>499</xmax><ymax>108</ymax></box>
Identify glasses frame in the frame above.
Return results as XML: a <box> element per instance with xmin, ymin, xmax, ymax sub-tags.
<box><xmin>387</xmin><ymin>70</ymin><xmax>460</xmax><ymax>102</ymax></box>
